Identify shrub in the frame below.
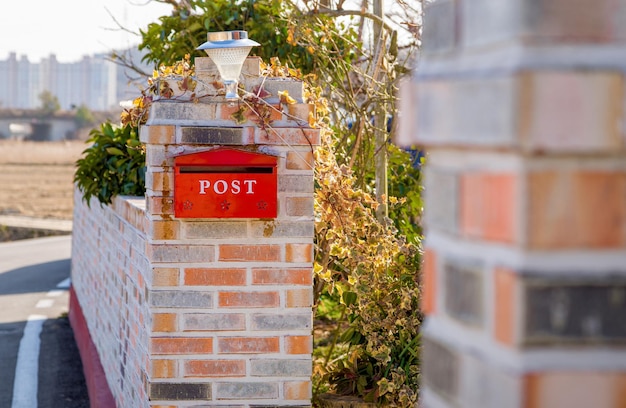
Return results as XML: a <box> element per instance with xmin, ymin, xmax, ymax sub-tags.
<box><xmin>73</xmin><ymin>122</ymin><xmax>145</xmax><ymax>206</ymax></box>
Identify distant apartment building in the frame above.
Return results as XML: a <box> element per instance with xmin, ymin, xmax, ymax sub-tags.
<box><xmin>0</xmin><ymin>49</ymin><xmax>150</xmax><ymax>112</ymax></box>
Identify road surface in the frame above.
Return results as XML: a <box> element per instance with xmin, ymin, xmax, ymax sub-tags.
<box><xmin>0</xmin><ymin>235</ymin><xmax>89</xmax><ymax>407</ymax></box>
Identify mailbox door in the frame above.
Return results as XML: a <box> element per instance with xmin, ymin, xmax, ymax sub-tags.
<box><xmin>174</xmin><ymin>148</ymin><xmax>278</xmax><ymax>219</ymax></box>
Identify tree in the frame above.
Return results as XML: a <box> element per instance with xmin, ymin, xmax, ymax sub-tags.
<box><xmin>37</xmin><ymin>90</ymin><xmax>60</xmax><ymax>117</ymax></box>
<box><xmin>74</xmin><ymin>104</ymin><xmax>96</xmax><ymax>128</ymax></box>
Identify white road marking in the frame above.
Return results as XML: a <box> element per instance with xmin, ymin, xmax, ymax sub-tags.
<box><xmin>35</xmin><ymin>299</ymin><xmax>54</xmax><ymax>309</ymax></box>
<box><xmin>46</xmin><ymin>290</ymin><xmax>63</xmax><ymax>297</ymax></box>
<box><xmin>56</xmin><ymin>278</ymin><xmax>71</xmax><ymax>289</ymax></box>
<box><xmin>11</xmin><ymin>315</ymin><xmax>46</xmax><ymax>408</ymax></box>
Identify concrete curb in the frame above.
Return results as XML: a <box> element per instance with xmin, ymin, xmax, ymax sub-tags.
<box><xmin>0</xmin><ymin>215</ymin><xmax>72</xmax><ymax>232</ymax></box>
<box><xmin>69</xmin><ymin>288</ymin><xmax>115</xmax><ymax>408</ymax></box>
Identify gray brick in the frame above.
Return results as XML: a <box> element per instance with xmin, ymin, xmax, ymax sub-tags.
<box><xmin>147</xmin><ymin>244</ymin><xmax>215</xmax><ymax>263</ymax></box>
<box><xmin>444</xmin><ymin>258</ymin><xmax>484</xmax><ymax>327</ymax></box>
<box><xmin>250</xmin><ymin>221</ymin><xmax>314</xmax><ymax>238</ymax></box>
<box><xmin>279</xmin><ymin>175</ymin><xmax>314</xmax><ymax>193</ymax></box>
<box><xmin>150</xmin><ymin>290</ymin><xmax>213</xmax><ymax>308</ymax></box>
<box><xmin>462</xmin><ymin>0</ymin><xmax>523</xmax><ymax>48</ymax></box>
<box><xmin>184</xmin><ymin>313</ymin><xmax>245</xmax><ymax>331</ymax></box>
<box><xmin>460</xmin><ymin>0</ymin><xmax>626</xmax><ymax>48</ymax></box>
<box><xmin>459</xmin><ymin>353</ymin><xmax>523</xmax><ymax>408</ymax></box>
<box><xmin>147</xmin><ymin>101</ymin><xmax>218</xmax><ymax>124</ymax></box>
<box><xmin>250</xmin><ymin>359</ymin><xmax>312</xmax><ymax>376</ymax></box>
<box><xmin>422</xmin><ymin>337</ymin><xmax>459</xmax><ymax>401</ymax></box>
<box><xmin>422</xmin><ymin>0</ymin><xmax>458</xmax><ymax>54</ymax></box>
<box><xmin>181</xmin><ymin>127</ymin><xmax>246</xmax><ymax>145</ymax></box>
<box><xmin>416</xmin><ymin>77</ymin><xmax>517</xmax><ymax>147</ymax></box>
<box><xmin>251</xmin><ymin>314</ymin><xmax>312</xmax><ymax>331</ymax></box>
<box><xmin>285</xmin><ymin>197</ymin><xmax>314</xmax><ymax>217</ymax></box>
<box><xmin>216</xmin><ymin>382</ymin><xmax>278</xmax><ymax>399</ymax></box>
<box><xmin>423</xmin><ymin>168</ymin><xmax>458</xmax><ymax>234</ymax></box>
<box><xmin>145</xmin><ymin>145</ymin><xmax>173</xmax><ymax>167</ymax></box>
<box><xmin>149</xmin><ymin>382</ymin><xmax>211</xmax><ymax>400</ymax></box>
<box><xmin>451</xmin><ymin>78</ymin><xmax>517</xmax><ymax>145</ymax></box>
<box><xmin>262</xmin><ymin>78</ymin><xmax>304</xmax><ymax>101</ymax></box>
<box><xmin>251</xmin><ymin>406</ymin><xmax>310</xmax><ymax>408</ymax></box>
<box><xmin>183</xmin><ymin>221</ymin><xmax>248</xmax><ymax>239</ymax></box>
<box><xmin>524</xmin><ymin>278</ymin><xmax>626</xmax><ymax>344</ymax></box>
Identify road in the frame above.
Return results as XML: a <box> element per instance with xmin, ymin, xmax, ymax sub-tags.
<box><xmin>0</xmin><ymin>235</ymin><xmax>89</xmax><ymax>408</ymax></box>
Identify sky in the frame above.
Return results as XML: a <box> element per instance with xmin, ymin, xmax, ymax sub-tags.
<box><xmin>0</xmin><ymin>0</ymin><xmax>173</xmax><ymax>63</ymax></box>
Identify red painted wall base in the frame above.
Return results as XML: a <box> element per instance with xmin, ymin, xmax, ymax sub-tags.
<box><xmin>68</xmin><ymin>287</ymin><xmax>116</xmax><ymax>408</ymax></box>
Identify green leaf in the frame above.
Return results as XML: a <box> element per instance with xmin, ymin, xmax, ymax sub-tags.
<box><xmin>106</xmin><ymin>147</ymin><xmax>125</xmax><ymax>156</ymax></box>
<box><xmin>342</xmin><ymin>291</ymin><xmax>357</xmax><ymax>306</ymax></box>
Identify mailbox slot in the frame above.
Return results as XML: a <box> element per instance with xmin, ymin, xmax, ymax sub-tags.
<box><xmin>179</xmin><ymin>166</ymin><xmax>274</xmax><ymax>174</ymax></box>
<box><xmin>174</xmin><ymin>148</ymin><xmax>278</xmax><ymax>219</ymax></box>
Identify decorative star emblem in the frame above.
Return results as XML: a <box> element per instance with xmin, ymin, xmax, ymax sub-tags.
<box><xmin>220</xmin><ymin>200</ymin><xmax>231</xmax><ymax>211</ymax></box>
<box><xmin>183</xmin><ymin>200</ymin><xmax>193</xmax><ymax>210</ymax></box>
<box><xmin>257</xmin><ymin>200</ymin><xmax>268</xmax><ymax>210</ymax></box>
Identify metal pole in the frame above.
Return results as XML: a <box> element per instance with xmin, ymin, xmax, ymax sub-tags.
<box><xmin>373</xmin><ymin>0</ymin><xmax>388</xmax><ymax>221</ymax></box>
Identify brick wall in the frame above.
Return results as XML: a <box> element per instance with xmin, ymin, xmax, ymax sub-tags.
<box><xmin>399</xmin><ymin>1</ymin><xmax>626</xmax><ymax>407</ymax></box>
<box><xmin>71</xmin><ymin>57</ymin><xmax>318</xmax><ymax>407</ymax></box>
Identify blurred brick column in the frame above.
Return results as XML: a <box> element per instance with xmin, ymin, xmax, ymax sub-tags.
<box><xmin>399</xmin><ymin>1</ymin><xmax>626</xmax><ymax>407</ymax></box>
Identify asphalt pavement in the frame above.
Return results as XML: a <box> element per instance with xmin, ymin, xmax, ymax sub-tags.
<box><xmin>0</xmin><ymin>235</ymin><xmax>89</xmax><ymax>407</ymax></box>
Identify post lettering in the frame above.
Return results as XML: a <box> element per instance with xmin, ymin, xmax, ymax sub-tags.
<box><xmin>244</xmin><ymin>180</ymin><xmax>257</xmax><ymax>194</ymax></box>
<box><xmin>231</xmin><ymin>180</ymin><xmax>241</xmax><ymax>194</ymax></box>
<box><xmin>198</xmin><ymin>179</ymin><xmax>257</xmax><ymax>195</ymax></box>
<box><xmin>214</xmin><ymin>180</ymin><xmax>228</xmax><ymax>194</ymax></box>
<box><xmin>199</xmin><ymin>180</ymin><xmax>210</xmax><ymax>194</ymax></box>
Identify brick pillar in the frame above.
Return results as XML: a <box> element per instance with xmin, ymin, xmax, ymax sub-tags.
<box><xmin>140</xmin><ymin>57</ymin><xmax>319</xmax><ymax>407</ymax></box>
<box><xmin>399</xmin><ymin>1</ymin><xmax>626</xmax><ymax>407</ymax></box>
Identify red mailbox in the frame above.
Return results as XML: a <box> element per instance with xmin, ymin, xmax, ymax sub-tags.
<box><xmin>174</xmin><ymin>148</ymin><xmax>278</xmax><ymax>218</ymax></box>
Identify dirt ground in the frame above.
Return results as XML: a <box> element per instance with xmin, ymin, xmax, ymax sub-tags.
<box><xmin>0</xmin><ymin>140</ymin><xmax>86</xmax><ymax>220</ymax></box>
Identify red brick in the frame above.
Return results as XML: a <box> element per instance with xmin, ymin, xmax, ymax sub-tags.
<box><xmin>147</xmin><ymin>196</ymin><xmax>174</xmax><ymax>215</ymax></box>
<box><xmin>287</xmin><ymin>103</ymin><xmax>314</xmax><ymax>121</ymax></box>
<box><xmin>252</xmin><ymin>268</ymin><xmax>312</xmax><ymax>285</ymax></box>
<box><xmin>150</xmin><ymin>220</ymin><xmax>179</xmax><ymax>240</ymax></box>
<box><xmin>151</xmin><ymin>337</ymin><xmax>213</xmax><ymax>355</ymax></box>
<box><xmin>220</xmin><ymin>103</ymin><xmax>282</xmax><ymax>122</ymax></box>
<box><xmin>286</xmin><ymin>243</ymin><xmax>313</xmax><ymax>263</ymax></box>
<box><xmin>148</xmin><ymin>171</ymin><xmax>174</xmax><ymax>192</ymax></box>
<box><xmin>524</xmin><ymin>372</ymin><xmax>626</xmax><ymax>408</ymax></box>
<box><xmin>286</xmin><ymin>151</ymin><xmax>314</xmax><ymax>170</ymax></box>
<box><xmin>184</xmin><ymin>360</ymin><xmax>246</xmax><ymax>377</ymax></box>
<box><xmin>421</xmin><ymin>248</ymin><xmax>437</xmax><ymax>315</ymax></box>
<box><xmin>460</xmin><ymin>173</ymin><xmax>517</xmax><ymax>243</ymax></box>
<box><xmin>256</xmin><ymin>127</ymin><xmax>320</xmax><ymax>145</ymax></box>
<box><xmin>494</xmin><ymin>267</ymin><xmax>516</xmax><ymax>346</ymax></box>
<box><xmin>286</xmin><ymin>289</ymin><xmax>312</xmax><ymax>307</ymax></box>
<box><xmin>519</xmin><ymin>72</ymin><xmax>623</xmax><ymax>152</ymax></box>
<box><xmin>218</xmin><ymin>337</ymin><xmax>280</xmax><ymax>353</ymax></box>
<box><xmin>286</xmin><ymin>335</ymin><xmax>312</xmax><ymax>354</ymax></box>
<box><xmin>152</xmin><ymin>313</ymin><xmax>177</xmax><ymax>333</ymax></box>
<box><xmin>220</xmin><ymin>103</ymin><xmax>244</xmax><ymax>121</ymax></box>
<box><xmin>528</xmin><ymin>170</ymin><xmax>626</xmax><ymax>249</ymax></box>
<box><xmin>153</xmin><ymin>268</ymin><xmax>179</xmax><ymax>287</ymax></box>
<box><xmin>152</xmin><ymin>359</ymin><xmax>177</xmax><ymax>378</ymax></box>
<box><xmin>185</xmin><ymin>268</ymin><xmax>246</xmax><ymax>286</ymax></box>
<box><xmin>219</xmin><ymin>291</ymin><xmax>279</xmax><ymax>308</ymax></box>
<box><xmin>140</xmin><ymin>125</ymin><xmax>175</xmax><ymax>144</ymax></box>
<box><xmin>284</xmin><ymin>381</ymin><xmax>312</xmax><ymax>400</ymax></box>
<box><xmin>219</xmin><ymin>244</ymin><xmax>281</xmax><ymax>262</ymax></box>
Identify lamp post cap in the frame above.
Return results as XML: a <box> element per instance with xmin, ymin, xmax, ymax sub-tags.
<box><xmin>197</xmin><ymin>30</ymin><xmax>260</xmax><ymax>50</ymax></box>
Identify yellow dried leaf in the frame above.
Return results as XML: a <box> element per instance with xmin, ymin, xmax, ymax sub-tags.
<box><xmin>278</xmin><ymin>90</ymin><xmax>296</xmax><ymax>105</ymax></box>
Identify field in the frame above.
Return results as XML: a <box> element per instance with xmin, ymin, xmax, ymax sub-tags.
<box><xmin>0</xmin><ymin>140</ymin><xmax>86</xmax><ymax>220</ymax></box>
